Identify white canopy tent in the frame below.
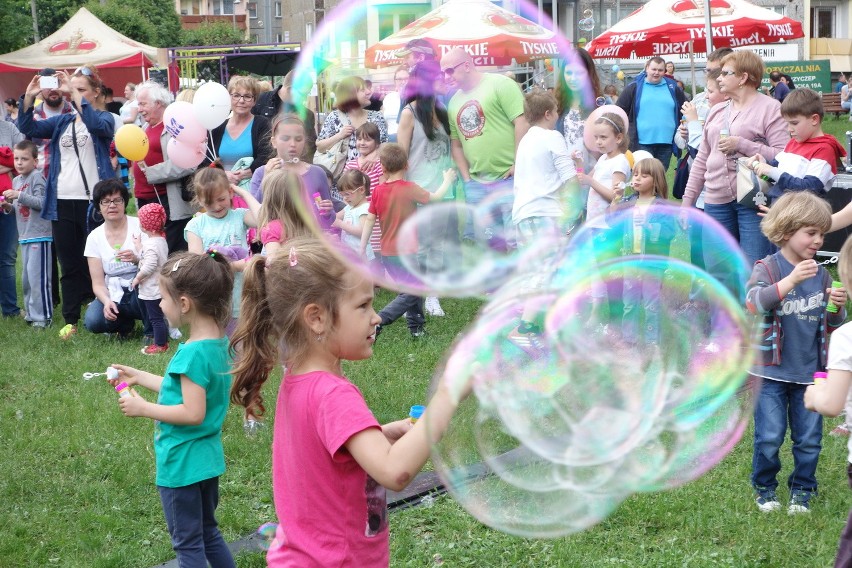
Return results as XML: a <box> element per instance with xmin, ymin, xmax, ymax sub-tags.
<box><xmin>0</xmin><ymin>8</ymin><xmax>160</xmax><ymax>105</ymax></box>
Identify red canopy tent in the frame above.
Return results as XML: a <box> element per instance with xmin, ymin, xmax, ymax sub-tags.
<box><xmin>586</xmin><ymin>0</ymin><xmax>803</xmax><ymax>59</ymax></box>
<box><xmin>0</xmin><ymin>8</ymin><xmax>160</xmax><ymax>105</ymax></box>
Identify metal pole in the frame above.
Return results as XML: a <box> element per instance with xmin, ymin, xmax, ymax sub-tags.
<box><xmin>703</xmin><ymin>0</ymin><xmax>713</xmax><ymax>54</ymax></box>
<box><xmin>30</xmin><ymin>0</ymin><xmax>39</xmax><ymax>42</ymax></box>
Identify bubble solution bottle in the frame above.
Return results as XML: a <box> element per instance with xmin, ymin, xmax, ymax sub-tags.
<box><xmin>827</xmin><ymin>281</ymin><xmax>843</xmax><ymax>313</ymax></box>
<box><xmin>409</xmin><ymin>405</ymin><xmax>425</xmax><ymax>423</ymax></box>
<box><xmin>813</xmin><ymin>372</ymin><xmax>828</xmax><ymax>386</ymax></box>
<box><xmin>115</xmin><ymin>382</ymin><xmax>133</xmax><ymax>398</ymax></box>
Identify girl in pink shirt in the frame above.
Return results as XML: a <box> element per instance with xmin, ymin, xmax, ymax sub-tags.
<box><xmin>230</xmin><ymin>237</ymin><xmax>463</xmax><ymax>567</ymax></box>
<box><xmin>257</xmin><ymin>169</ymin><xmax>312</xmax><ymax>257</ymax></box>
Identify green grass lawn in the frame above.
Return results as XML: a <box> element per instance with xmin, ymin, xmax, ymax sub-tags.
<box><xmin>1</xmin><ymin>287</ymin><xmax>851</xmax><ymax>567</ymax></box>
<box><xmin>3</xmin><ymin>124</ymin><xmax>852</xmax><ymax>567</ymax></box>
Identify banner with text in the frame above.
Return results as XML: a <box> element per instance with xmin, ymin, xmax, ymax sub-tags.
<box><xmin>761</xmin><ymin>60</ymin><xmax>830</xmax><ymax>93</ymax></box>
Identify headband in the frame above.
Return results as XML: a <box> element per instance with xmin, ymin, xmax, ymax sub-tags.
<box><xmin>599</xmin><ymin>116</ymin><xmax>622</xmax><ymax>133</ymax></box>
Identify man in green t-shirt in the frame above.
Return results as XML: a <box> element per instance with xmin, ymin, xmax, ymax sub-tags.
<box><xmin>442</xmin><ymin>47</ymin><xmax>528</xmax><ymax>243</ymax></box>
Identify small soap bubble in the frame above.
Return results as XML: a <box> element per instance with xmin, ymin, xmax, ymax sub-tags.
<box><xmin>256</xmin><ymin>522</ymin><xmax>279</xmax><ymax>551</ymax></box>
<box><xmin>15</xmin><ymin>410</ymin><xmax>23</xmax><ymax>420</ymax></box>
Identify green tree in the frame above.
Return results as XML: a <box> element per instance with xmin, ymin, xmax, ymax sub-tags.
<box><xmin>87</xmin><ymin>2</ymin><xmax>156</xmax><ymax>45</ymax></box>
<box><xmin>34</xmin><ymin>0</ymin><xmax>84</xmax><ymax>38</ymax></box>
<box><xmin>179</xmin><ymin>22</ymin><xmax>247</xmax><ymax>47</ymax></box>
<box><xmin>0</xmin><ymin>0</ymin><xmax>33</xmax><ymax>52</ymax></box>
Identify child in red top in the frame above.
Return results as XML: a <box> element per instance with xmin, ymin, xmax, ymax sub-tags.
<box><xmin>360</xmin><ymin>143</ymin><xmax>455</xmax><ymax>338</ymax></box>
<box><xmin>750</xmin><ymin>88</ymin><xmax>847</xmax><ymax>200</ymax></box>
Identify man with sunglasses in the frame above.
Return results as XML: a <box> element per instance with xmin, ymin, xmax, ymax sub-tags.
<box><xmin>616</xmin><ymin>56</ymin><xmax>686</xmax><ymax>170</ymax></box>
<box><xmin>441</xmin><ymin>47</ymin><xmax>528</xmax><ymax>247</ymax></box>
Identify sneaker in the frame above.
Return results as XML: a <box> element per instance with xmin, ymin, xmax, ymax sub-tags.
<box><xmin>58</xmin><ymin>324</ymin><xmax>76</xmax><ymax>340</ymax></box>
<box><xmin>755</xmin><ymin>492</ymin><xmax>781</xmax><ymax>513</ymax></box>
<box><xmin>830</xmin><ymin>424</ymin><xmax>851</xmax><ymax>437</ymax></box>
<box><xmin>30</xmin><ymin>320</ymin><xmax>50</xmax><ymax>329</ymax></box>
<box><xmin>141</xmin><ymin>344</ymin><xmax>169</xmax><ymax>355</ymax></box>
<box><xmin>169</xmin><ymin>327</ymin><xmax>183</xmax><ymax>340</ymax></box>
<box><xmin>410</xmin><ymin>326</ymin><xmax>426</xmax><ymax>338</ymax></box>
<box><xmin>425</xmin><ymin>296</ymin><xmax>445</xmax><ymax>317</ymax></box>
<box><xmin>243</xmin><ymin>418</ymin><xmax>265</xmax><ymax>437</ymax></box>
<box><xmin>507</xmin><ymin>327</ymin><xmax>544</xmax><ymax>355</ymax></box>
<box><xmin>788</xmin><ymin>492</ymin><xmax>812</xmax><ymax>515</ymax></box>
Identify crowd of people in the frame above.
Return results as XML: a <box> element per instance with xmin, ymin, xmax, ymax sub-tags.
<box><xmin>6</xmin><ymin>39</ymin><xmax>852</xmax><ymax>566</ymax></box>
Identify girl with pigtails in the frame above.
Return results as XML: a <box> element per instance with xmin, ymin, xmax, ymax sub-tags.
<box><xmin>230</xmin><ymin>237</ymin><xmax>465</xmax><ymax>567</ymax></box>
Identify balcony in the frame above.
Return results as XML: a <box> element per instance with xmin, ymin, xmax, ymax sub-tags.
<box><xmin>181</xmin><ymin>14</ymin><xmax>247</xmax><ymax>31</ymax></box>
<box><xmin>811</xmin><ymin>38</ymin><xmax>852</xmax><ymax>71</ymax></box>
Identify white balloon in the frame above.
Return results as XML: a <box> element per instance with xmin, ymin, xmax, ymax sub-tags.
<box><xmin>631</xmin><ymin>150</ymin><xmax>654</xmax><ymax>164</ymax></box>
<box><xmin>193</xmin><ymin>82</ymin><xmax>232</xmax><ymax>130</ymax></box>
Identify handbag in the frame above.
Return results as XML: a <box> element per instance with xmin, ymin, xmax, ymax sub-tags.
<box><xmin>736</xmin><ymin>157</ymin><xmax>770</xmax><ymax>210</ymax></box>
<box><xmin>71</xmin><ymin>121</ymin><xmax>103</xmax><ymax>234</ymax></box>
<box><xmin>672</xmin><ymin>146</ymin><xmax>697</xmax><ymax>200</ymax></box>
<box><xmin>313</xmin><ymin>111</ymin><xmax>350</xmax><ymax>181</ymax></box>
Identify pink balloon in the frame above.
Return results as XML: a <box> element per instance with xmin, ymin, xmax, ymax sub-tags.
<box><xmin>163</xmin><ymin>101</ymin><xmax>208</xmax><ymax>146</ymax></box>
<box><xmin>583</xmin><ymin>104</ymin><xmax>630</xmax><ymax>153</ymax></box>
<box><xmin>167</xmin><ymin>137</ymin><xmax>206</xmax><ymax>169</ymax></box>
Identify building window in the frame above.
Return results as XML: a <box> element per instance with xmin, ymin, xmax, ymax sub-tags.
<box><xmin>378</xmin><ymin>9</ymin><xmax>427</xmax><ymax>40</ymax></box>
<box><xmin>306</xmin><ymin>22</ymin><xmax>313</xmax><ymax>41</ymax></box>
<box><xmin>221</xmin><ymin>1</ymin><xmax>234</xmax><ymax>15</ymax></box>
<box><xmin>275</xmin><ymin>2</ymin><xmax>282</xmax><ymax>17</ymax></box>
<box><xmin>276</xmin><ymin>33</ymin><xmax>283</xmax><ymax>42</ymax></box>
<box><xmin>248</xmin><ymin>2</ymin><xmax>257</xmax><ymax>18</ymax></box>
<box><xmin>811</xmin><ymin>6</ymin><xmax>834</xmax><ymax>38</ymax></box>
<box><xmin>767</xmin><ymin>6</ymin><xmax>786</xmax><ymax>15</ymax></box>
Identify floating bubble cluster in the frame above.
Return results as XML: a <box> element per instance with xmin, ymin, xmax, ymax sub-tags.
<box><xmin>290</xmin><ymin>0</ymin><xmax>589</xmax><ymax>298</ymax></box>
<box><xmin>426</xmin><ymin>204</ymin><xmax>755</xmax><ymax>537</ymax></box>
<box><xmin>287</xmin><ymin>0</ymin><xmax>755</xmax><ymax>540</ymax></box>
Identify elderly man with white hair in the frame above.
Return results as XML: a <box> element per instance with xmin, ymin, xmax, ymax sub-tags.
<box><xmin>133</xmin><ymin>81</ymin><xmax>199</xmax><ymax>252</ymax></box>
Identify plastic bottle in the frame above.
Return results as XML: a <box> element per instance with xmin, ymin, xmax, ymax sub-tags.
<box><xmin>719</xmin><ymin>128</ymin><xmax>729</xmax><ymax>139</ymax></box>
<box><xmin>312</xmin><ymin>192</ymin><xmax>322</xmax><ymax>208</ymax></box>
<box><xmin>115</xmin><ymin>382</ymin><xmax>132</xmax><ymax>398</ymax></box>
<box><xmin>409</xmin><ymin>405</ymin><xmax>425</xmax><ymax>423</ymax></box>
<box><xmin>813</xmin><ymin>372</ymin><xmax>828</xmax><ymax>386</ymax></box>
<box><xmin>827</xmin><ymin>281</ymin><xmax>843</xmax><ymax>313</ymax></box>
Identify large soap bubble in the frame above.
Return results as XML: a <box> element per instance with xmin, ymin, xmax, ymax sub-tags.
<box><xmin>286</xmin><ymin>0</ymin><xmax>591</xmax><ymax>297</ymax></box>
<box><xmin>426</xmin><ymin>205</ymin><xmax>755</xmax><ymax>538</ymax></box>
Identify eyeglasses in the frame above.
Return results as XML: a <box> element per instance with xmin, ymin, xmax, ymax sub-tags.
<box><xmin>100</xmin><ymin>197</ymin><xmax>125</xmax><ymax>207</ymax></box>
<box><xmin>230</xmin><ymin>93</ymin><xmax>255</xmax><ymax>102</ymax></box>
<box><xmin>74</xmin><ymin>66</ymin><xmax>93</xmax><ymax>77</ymax></box>
<box><xmin>442</xmin><ymin>62</ymin><xmax>466</xmax><ymax>77</ymax></box>
<box><xmin>340</xmin><ymin>187</ymin><xmax>364</xmax><ymax>196</ymax></box>
<box><xmin>719</xmin><ymin>70</ymin><xmax>738</xmax><ymax>77</ymax></box>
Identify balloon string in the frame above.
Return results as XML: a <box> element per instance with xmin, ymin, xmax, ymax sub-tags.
<box><xmin>207</xmin><ymin>130</ymin><xmax>219</xmax><ymax>163</ymax></box>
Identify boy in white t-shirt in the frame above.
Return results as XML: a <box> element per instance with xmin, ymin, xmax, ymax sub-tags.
<box><xmin>806</xmin><ymin>236</ymin><xmax>852</xmax><ymax>562</ymax></box>
<box><xmin>509</xmin><ymin>90</ymin><xmax>577</xmax><ymax>347</ymax></box>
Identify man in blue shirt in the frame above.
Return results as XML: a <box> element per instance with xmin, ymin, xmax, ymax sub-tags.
<box><xmin>769</xmin><ymin>71</ymin><xmax>790</xmax><ymax>102</ymax></box>
<box><xmin>616</xmin><ymin>56</ymin><xmax>686</xmax><ymax>170</ymax></box>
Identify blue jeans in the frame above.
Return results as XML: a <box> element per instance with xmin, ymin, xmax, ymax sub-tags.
<box><xmin>378</xmin><ymin>256</ymin><xmax>425</xmax><ymax>331</ymax></box>
<box><xmin>0</xmin><ymin>211</ymin><xmax>19</xmax><ymax>316</ymax></box>
<box><xmin>158</xmin><ymin>477</ymin><xmax>235</xmax><ymax>568</ymax></box>
<box><xmin>636</xmin><ymin>143</ymin><xmax>675</xmax><ymax>171</ymax></box>
<box><xmin>751</xmin><ymin>378</ymin><xmax>823</xmax><ymax>496</ymax></box>
<box><xmin>462</xmin><ymin>178</ymin><xmax>514</xmax><ymax>249</ymax></box>
<box><xmin>83</xmin><ymin>287</ymin><xmax>150</xmax><ymax>336</ymax></box>
<box><xmin>703</xmin><ymin>199</ymin><xmax>771</xmax><ymax>268</ymax></box>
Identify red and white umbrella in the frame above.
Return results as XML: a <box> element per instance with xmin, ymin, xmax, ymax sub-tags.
<box><xmin>586</xmin><ymin>0</ymin><xmax>804</xmax><ymax>59</ymax></box>
<box><xmin>364</xmin><ymin>0</ymin><xmax>562</xmax><ymax>68</ymax></box>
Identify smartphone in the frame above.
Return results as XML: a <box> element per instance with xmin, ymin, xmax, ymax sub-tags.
<box><xmin>39</xmin><ymin>75</ymin><xmax>58</xmax><ymax>89</ymax></box>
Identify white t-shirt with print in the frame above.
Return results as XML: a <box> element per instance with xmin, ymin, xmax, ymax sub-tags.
<box><xmin>586</xmin><ymin>152</ymin><xmax>631</xmax><ymax>229</ymax></box>
<box><xmin>827</xmin><ymin>322</ymin><xmax>852</xmax><ymax>464</ymax></box>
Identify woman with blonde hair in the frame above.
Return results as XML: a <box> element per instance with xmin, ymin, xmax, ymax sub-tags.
<box><xmin>18</xmin><ymin>64</ymin><xmax>116</xmax><ymax>338</ymax></box>
<box><xmin>681</xmin><ymin>50</ymin><xmax>789</xmax><ymax>266</ymax></box>
<box><xmin>205</xmin><ymin>75</ymin><xmax>272</xmax><ymax>187</ymax></box>
<box><xmin>317</xmin><ymin>76</ymin><xmax>388</xmax><ymax>164</ymax></box>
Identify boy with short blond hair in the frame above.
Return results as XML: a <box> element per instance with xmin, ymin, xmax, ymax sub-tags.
<box><xmin>2</xmin><ymin>140</ymin><xmax>52</xmax><ymax>327</ymax></box>
<box><xmin>751</xmin><ymin>88</ymin><xmax>846</xmax><ymax>199</ymax></box>
<box><xmin>746</xmin><ymin>191</ymin><xmax>847</xmax><ymax>514</ymax></box>
<box><xmin>360</xmin><ymin>143</ymin><xmax>455</xmax><ymax>338</ymax></box>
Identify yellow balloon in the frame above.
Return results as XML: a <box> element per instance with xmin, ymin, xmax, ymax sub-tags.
<box><xmin>617</xmin><ymin>70</ymin><xmax>625</xmax><ymax>80</ymax></box>
<box><xmin>114</xmin><ymin>124</ymin><xmax>149</xmax><ymax>162</ymax></box>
